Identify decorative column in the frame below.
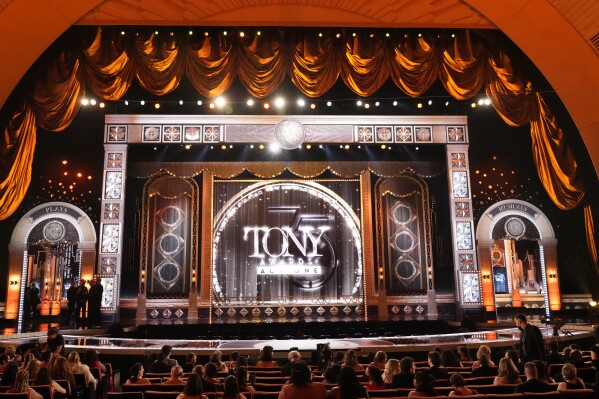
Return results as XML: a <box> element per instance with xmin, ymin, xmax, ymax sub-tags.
<box><xmin>540</xmin><ymin>240</ymin><xmax>561</xmax><ymax>312</ymax></box>
<box><xmin>446</xmin><ymin>129</ymin><xmax>483</xmax><ymax>314</ymax></box>
<box><xmin>99</xmin><ymin>126</ymin><xmax>129</xmax><ymax>320</ymax></box>
<box><xmin>476</xmin><ymin>243</ymin><xmax>496</xmax><ymax>312</ymax></box>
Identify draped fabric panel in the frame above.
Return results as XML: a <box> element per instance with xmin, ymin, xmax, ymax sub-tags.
<box><xmin>0</xmin><ymin>27</ymin><xmax>594</xmax><ymax>267</ymax></box>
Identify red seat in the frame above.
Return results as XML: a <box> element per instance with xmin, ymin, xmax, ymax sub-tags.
<box><xmin>0</xmin><ymin>394</ymin><xmax>29</xmax><ymax>399</ymax></box>
<box><xmin>107</xmin><ymin>393</ymin><xmax>143</xmax><ymax>399</ymax></box>
<box><xmin>144</xmin><ymin>391</ymin><xmax>181</xmax><ymax>399</ymax></box>
<box><xmin>559</xmin><ymin>389</ymin><xmax>596</xmax><ymax>399</ymax></box>
<box><xmin>523</xmin><ymin>392</ymin><xmax>561</xmax><ymax>399</ymax></box>
<box><xmin>367</xmin><ymin>389</ymin><xmax>401</xmax><ymax>397</ymax></box>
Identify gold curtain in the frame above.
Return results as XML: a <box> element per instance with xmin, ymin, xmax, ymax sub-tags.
<box><xmin>0</xmin><ymin>27</ymin><xmax>594</xmax><ymax>266</ymax></box>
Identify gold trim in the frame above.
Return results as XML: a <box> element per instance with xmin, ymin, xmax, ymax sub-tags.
<box><xmin>200</xmin><ymin>173</ymin><xmax>214</xmax><ymax>305</ymax></box>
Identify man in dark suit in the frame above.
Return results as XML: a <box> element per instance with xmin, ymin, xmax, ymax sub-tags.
<box><xmin>426</xmin><ymin>351</ymin><xmax>449</xmax><ymax>380</ymax></box>
<box><xmin>515</xmin><ymin>314</ymin><xmax>546</xmax><ymax>361</ymax></box>
<box><xmin>514</xmin><ymin>362</ymin><xmax>554</xmax><ymax>393</ymax></box>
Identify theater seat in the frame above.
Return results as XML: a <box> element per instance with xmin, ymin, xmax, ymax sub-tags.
<box><xmin>107</xmin><ymin>392</ymin><xmax>143</xmax><ymax>399</ymax></box>
<box><xmin>558</xmin><ymin>390</ymin><xmax>596</xmax><ymax>399</ymax></box>
<box><xmin>144</xmin><ymin>391</ymin><xmax>181</xmax><ymax>399</ymax></box>
<box><xmin>522</xmin><ymin>392</ymin><xmax>561</xmax><ymax>399</ymax></box>
<box><xmin>486</xmin><ymin>394</ymin><xmax>526</xmax><ymax>399</ymax></box>
<box><xmin>0</xmin><ymin>393</ymin><xmax>29</xmax><ymax>399</ymax></box>
<box><xmin>367</xmin><ymin>389</ymin><xmax>401</xmax><ymax>397</ymax></box>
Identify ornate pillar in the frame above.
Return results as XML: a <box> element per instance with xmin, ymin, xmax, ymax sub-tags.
<box><xmin>476</xmin><ymin>242</ymin><xmax>496</xmax><ymax>312</ymax></box>
<box><xmin>446</xmin><ymin>134</ymin><xmax>483</xmax><ymax>314</ymax></box>
<box><xmin>99</xmin><ymin>128</ymin><xmax>129</xmax><ymax>320</ymax></box>
<box><xmin>540</xmin><ymin>240</ymin><xmax>561</xmax><ymax>312</ymax></box>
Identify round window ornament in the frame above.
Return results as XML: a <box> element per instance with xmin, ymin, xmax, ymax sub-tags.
<box><xmin>274</xmin><ymin>118</ymin><xmax>305</xmax><ymax>150</ymax></box>
<box><xmin>43</xmin><ymin>220</ymin><xmax>66</xmax><ymax>243</ymax></box>
<box><xmin>505</xmin><ymin>217</ymin><xmax>526</xmax><ymax>239</ymax></box>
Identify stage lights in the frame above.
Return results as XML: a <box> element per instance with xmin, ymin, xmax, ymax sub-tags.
<box><xmin>269</xmin><ymin>143</ymin><xmax>280</xmax><ymax>153</ymax></box>
<box><xmin>356</xmin><ymin>100</ymin><xmax>362</xmax><ymax>106</ymax></box>
<box><xmin>154</xmin><ymin>103</ymin><xmax>160</xmax><ymax>109</ymax></box>
<box><xmin>197</xmin><ymin>100</ymin><xmax>203</xmax><ymax>105</ymax></box>
<box><xmin>297</xmin><ymin>99</ymin><xmax>305</xmax><ymax>107</ymax></box>
<box><xmin>247</xmin><ymin>99</ymin><xmax>254</xmax><ymax>106</ymax></box>
<box><xmin>215</xmin><ymin>97</ymin><xmax>226</xmax><ymax>108</ymax></box>
<box><xmin>81</xmin><ymin>99</ymin><xmax>89</xmax><ymax>106</ymax></box>
<box><xmin>274</xmin><ymin>97</ymin><xmax>285</xmax><ymax>108</ymax></box>
<box><xmin>310</xmin><ymin>104</ymin><xmax>316</xmax><ymax>109</ymax></box>
<box><xmin>140</xmin><ymin>100</ymin><xmax>145</xmax><ymax>105</ymax></box>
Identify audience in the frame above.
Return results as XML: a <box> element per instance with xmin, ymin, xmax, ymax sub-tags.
<box><xmin>256</xmin><ymin>346</ymin><xmax>278</xmax><ymax>368</ymax></box>
<box><xmin>0</xmin><ymin>354</ymin><xmax>8</xmax><ymax>374</ymax></box>
<box><xmin>327</xmin><ymin>365</ymin><xmax>367</xmax><ymax>399</ymax></box>
<box><xmin>457</xmin><ymin>346</ymin><xmax>471</xmax><ymax>362</ymax></box>
<box><xmin>277</xmin><ymin>362</ymin><xmax>327</xmax><ymax>399</ymax></box>
<box><xmin>546</xmin><ymin>341</ymin><xmax>567</xmax><ymax>365</ymax></box>
<box><xmin>409</xmin><ymin>371</ymin><xmax>438</xmax><ymax>398</ymax></box>
<box><xmin>281</xmin><ymin>350</ymin><xmax>303</xmax><ymax>377</ymax></box>
<box><xmin>470</xmin><ymin>354</ymin><xmax>497</xmax><ymax>377</ymax></box>
<box><xmin>493</xmin><ymin>357</ymin><xmax>522</xmax><ymax>385</ymax></box>
<box><xmin>125</xmin><ymin>363</ymin><xmax>151</xmax><ymax>385</ymax></box>
<box><xmin>7</xmin><ymin>370</ymin><xmax>43</xmax><ymax>399</ymax></box>
<box><xmin>514</xmin><ymin>362</ymin><xmax>553</xmax><ymax>393</ymax></box>
<box><xmin>163</xmin><ymin>365</ymin><xmax>185</xmax><ymax>385</ymax></box>
<box><xmin>67</xmin><ymin>351</ymin><xmax>97</xmax><ymax>388</ymax></box>
<box><xmin>227</xmin><ymin>352</ymin><xmax>239</xmax><ymax>371</ymax></box>
<box><xmin>34</xmin><ymin>366</ymin><xmax>67</xmax><ymax>396</ymax></box>
<box><xmin>209</xmin><ymin>350</ymin><xmax>229</xmax><ymax>373</ymax></box>
<box><xmin>442</xmin><ymin>350</ymin><xmax>462</xmax><ymax>368</ymax></box>
<box><xmin>383</xmin><ymin>358</ymin><xmax>400</xmax><ymax>385</ymax></box>
<box><xmin>448</xmin><ymin>374</ymin><xmax>477</xmax><ymax>397</ymax></box>
<box><xmin>161</xmin><ymin>345</ymin><xmax>178</xmax><ymax>367</ymax></box>
<box><xmin>370</xmin><ymin>351</ymin><xmax>387</xmax><ymax>369</ymax></box>
<box><xmin>52</xmin><ymin>357</ymin><xmax>77</xmax><ymax>395</ymax></box>
<box><xmin>365</xmin><ymin>366</ymin><xmax>385</xmax><ymax>390</ymax></box>
<box><xmin>202</xmin><ymin>362</ymin><xmax>222</xmax><ymax>393</ymax></box>
<box><xmin>568</xmin><ymin>349</ymin><xmax>586</xmax><ymax>369</ymax></box>
<box><xmin>534</xmin><ymin>360</ymin><xmax>555</xmax><ymax>384</ymax></box>
<box><xmin>323</xmin><ymin>364</ymin><xmax>341</xmax><ymax>384</ymax></box>
<box><xmin>505</xmin><ymin>350</ymin><xmax>524</xmax><ymax>374</ymax></box>
<box><xmin>177</xmin><ymin>373</ymin><xmax>208</xmax><ymax>399</ymax></box>
<box><xmin>557</xmin><ymin>363</ymin><xmax>585</xmax><ymax>390</ymax></box>
<box><xmin>1</xmin><ymin>361</ymin><xmax>19</xmax><ymax>386</ymax></box>
<box><xmin>221</xmin><ymin>375</ymin><xmax>247</xmax><ymax>399</ymax></box>
<box><xmin>234</xmin><ymin>366</ymin><xmax>255</xmax><ymax>397</ymax></box>
<box><xmin>427</xmin><ymin>351</ymin><xmax>449</xmax><ymax>380</ymax></box>
<box><xmin>342</xmin><ymin>350</ymin><xmax>364</xmax><ymax>372</ymax></box>
<box><xmin>472</xmin><ymin>345</ymin><xmax>495</xmax><ymax>368</ymax></box>
<box><xmin>183</xmin><ymin>353</ymin><xmax>197</xmax><ymax>373</ymax></box>
<box><xmin>392</xmin><ymin>356</ymin><xmax>416</xmax><ymax>389</ymax></box>
<box><xmin>150</xmin><ymin>353</ymin><xmax>173</xmax><ymax>373</ymax></box>
<box><xmin>191</xmin><ymin>364</ymin><xmax>205</xmax><ymax>378</ymax></box>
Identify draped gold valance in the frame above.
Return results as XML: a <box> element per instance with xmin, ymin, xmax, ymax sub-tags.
<box><xmin>128</xmin><ymin>161</ymin><xmax>445</xmax><ymax>180</ymax></box>
<box><xmin>0</xmin><ymin>27</ymin><xmax>594</xmax><ymax>266</ymax></box>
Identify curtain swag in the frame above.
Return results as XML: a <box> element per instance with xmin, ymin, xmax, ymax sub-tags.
<box><xmin>0</xmin><ymin>27</ymin><xmax>594</xmax><ymax>267</ymax></box>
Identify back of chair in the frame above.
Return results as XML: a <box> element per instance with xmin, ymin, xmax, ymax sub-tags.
<box><xmin>31</xmin><ymin>385</ymin><xmax>53</xmax><ymax>399</ymax></box>
<box><xmin>122</xmin><ymin>384</ymin><xmax>155</xmax><ymax>393</ymax></box>
<box><xmin>559</xmin><ymin>389</ymin><xmax>596</xmax><ymax>399</ymax></box>
<box><xmin>367</xmin><ymin>389</ymin><xmax>403</xmax><ymax>397</ymax></box>
<box><xmin>107</xmin><ymin>392</ymin><xmax>143</xmax><ymax>399</ymax></box>
<box><xmin>486</xmin><ymin>394</ymin><xmax>526</xmax><ymax>399</ymax></box>
<box><xmin>54</xmin><ymin>380</ymin><xmax>71</xmax><ymax>397</ymax></box>
<box><xmin>151</xmin><ymin>385</ymin><xmax>185</xmax><ymax>392</ymax></box>
<box><xmin>144</xmin><ymin>391</ymin><xmax>180</xmax><ymax>399</ymax></box>
<box><xmin>252</xmin><ymin>383</ymin><xmax>284</xmax><ymax>392</ymax></box>
<box><xmin>468</xmin><ymin>384</ymin><xmax>518</xmax><ymax>394</ymax></box>
<box><xmin>0</xmin><ymin>393</ymin><xmax>29</xmax><ymax>399</ymax></box>
<box><xmin>523</xmin><ymin>392</ymin><xmax>561</xmax><ymax>399</ymax></box>
<box><xmin>575</xmin><ymin>368</ymin><xmax>596</xmax><ymax>384</ymax></box>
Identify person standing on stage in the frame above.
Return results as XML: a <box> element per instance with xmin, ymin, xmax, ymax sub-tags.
<box><xmin>88</xmin><ymin>278</ymin><xmax>103</xmax><ymax>327</ymax></box>
<box><xmin>75</xmin><ymin>279</ymin><xmax>89</xmax><ymax>325</ymax></box>
<box><xmin>26</xmin><ymin>283</ymin><xmax>41</xmax><ymax>319</ymax></box>
<box><xmin>66</xmin><ymin>281</ymin><xmax>77</xmax><ymax>321</ymax></box>
<box><xmin>515</xmin><ymin>313</ymin><xmax>546</xmax><ymax>361</ymax></box>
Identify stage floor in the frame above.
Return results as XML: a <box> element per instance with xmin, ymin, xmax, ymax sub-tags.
<box><xmin>0</xmin><ymin>326</ymin><xmax>593</xmax><ymax>356</ymax></box>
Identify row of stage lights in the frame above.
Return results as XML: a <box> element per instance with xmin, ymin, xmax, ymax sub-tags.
<box><xmin>120</xmin><ymin>29</ymin><xmax>456</xmax><ymax>40</ymax></box>
<box><xmin>165</xmin><ymin>143</ymin><xmax>420</xmax><ymax>152</ymax></box>
<box><xmin>80</xmin><ymin>96</ymin><xmax>494</xmax><ymax>110</ymax></box>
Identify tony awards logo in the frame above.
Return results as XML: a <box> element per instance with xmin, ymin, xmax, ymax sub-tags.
<box><xmin>243</xmin><ymin>207</ymin><xmax>337</xmax><ymax>289</ymax></box>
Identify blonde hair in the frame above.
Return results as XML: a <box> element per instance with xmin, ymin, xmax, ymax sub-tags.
<box><xmin>384</xmin><ymin>359</ymin><xmax>400</xmax><ymax>378</ymax></box>
<box><xmin>67</xmin><ymin>351</ymin><xmax>81</xmax><ymax>364</ymax></box>
<box><xmin>476</xmin><ymin>345</ymin><xmax>491</xmax><ymax>359</ymax></box>
<box><xmin>343</xmin><ymin>350</ymin><xmax>359</xmax><ymax>367</ymax></box>
<box><xmin>12</xmin><ymin>370</ymin><xmax>30</xmax><ymax>393</ymax></box>
<box><xmin>171</xmin><ymin>365</ymin><xmax>183</xmax><ymax>378</ymax></box>
<box><xmin>562</xmin><ymin>363</ymin><xmax>577</xmax><ymax>380</ymax></box>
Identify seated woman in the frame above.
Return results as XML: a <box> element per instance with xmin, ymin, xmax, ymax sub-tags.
<box><xmin>67</xmin><ymin>351</ymin><xmax>97</xmax><ymax>389</ymax></box>
<box><xmin>255</xmin><ymin>346</ymin><xmax>278</xmax><ymax>368</ymax></box>
<box><xmin>472</xmin><ymin>345</ymin><xmax>495</xmax><ymax>369</ymax></box>
<box><xmin>277</xmin><ymin>362</ymin><xmax>327</xmax><ymax>399</ymax></box>
<box><xmin>234</xmin><ymin>366</ymin><xmax>255</xmax><ymax>398</ymax></box>
<box><xmin>34</xmin><ymin>366</ymin><xmax>67</xmax><ymax>396</ymax></box>
<box><xmin>163</xmin><ymin>366</ymin><xmax>186</xmax><ymax>385</ymax></box>
<box><xmin>221</xmin><ymin>375</ymin><xmax>247</xmax><ymax>399</ymax></box>
<box><xmin>125</xmin><ymin>363</ymin><xmax>151</xmax><ymax>385</ymax></box>
<box><xmin>382</xmin><ymin>359</ymin><xmax>400</xmax><ymax>385</ymax></box>
<box><xmin>557</xmin><ymin>364</ymin><xmax>585</xmax><ymax>391</ymax></box>
<box><xmin>365</xmin><ymin>366</ymin><xmax>385</xmax><ymax>390</ymax></box>
<box><xmin>493</xmin><ymin>358</ymin><xmax>521</xmax><ymax>385</ymax></box>
<box><xmin>534</xmin><ymin>360</ymin><xmax>555</xmax><ymax>384</ymax></box>
<box><xmin>408</xmin><ymin>371</ymin><xmax>438</xmax><ymax>398</ymax></box>
<box><xmin>369</xmin><ymin>352</ymin><xmax>387</xmax><ymax>370</ymax></box>
<box><xmin>442</xmin><ymin>350</ymin><xmax>462</xmax><ymax>368</ymax></box>
<box><xmin>457</xmin><ymin>346</ymin><xmax>471</xmax><ymax>362</ymax></box>
<box><xmin>323</xmin><ymin>364</ymin><xmax>341</xmax><ymax>384</ymax></box>
<box><xmin>84</xmin><ymin>350</ymin><xmax>106</xmax><ymax>379</ymax></box>
<box><xmin>327</xmin><ymin>366</ymin><xmax>367</xmax><ymax>399</ymax></box>
<box><xmin>448</xmin><ymin>374</ymin><xmax>477</xmax><ymax>397</ymax></box>
<box><xmin>209</xmin><ymin>351</ymin><xmax>229</xmax><ymax>373</ymax></box>
<box><xmin>341</xmin><ymin>350</ymin><xmax>364</xmax><ymax>372</ymax></box>
<box><xmin>177</xmin><ymin>373</ymin><xmax>208</xmax><ymax>399</ymax></box>
<box><xmin>7</xmin><ymin>370</ymin><xmax>43</xmax><ymax>399</ymax></box>
<box><xmin>51</xmin><ymin>357</ymin><xmax>77</xmax><ymax>396</ymax></box>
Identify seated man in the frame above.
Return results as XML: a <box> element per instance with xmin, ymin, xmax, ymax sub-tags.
<box><xmin>281</xmin><ymin>350</ymin><xmax>303</xmax><ymax>377</ymax></box>
<box><xmin>426</xmin><ymin>351</ymin><xmax>449</xmax><ymax>380</ymax></box>
<box><xmin>514</xmin><ymin>362</ymin><xmax>554</xmax><ymax>393</ymax></box>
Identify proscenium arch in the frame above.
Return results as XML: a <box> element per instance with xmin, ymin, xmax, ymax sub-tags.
<box><xmin>0</xmin><ymin>0</ymin><xmax>597</xmax><ymax>174</ymax></box>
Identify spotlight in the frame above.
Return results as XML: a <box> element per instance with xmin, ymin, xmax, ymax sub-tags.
<box><xmin>356</xmin><ymin>100</ymin><xmax>362</xmax><ymax>106</ymax></box>
<box><xmin>90</xmin><ymin>99</ymin><xmax>97</xmax><ymax>105</ymax></box>
<box><xmin>310</xmin><ymin>103</ymin><xmax>316</xmax><ymax>109</ymax></box>
<box><xmin>62</xmin><ymin>160</ymin><xmax>68</xmax><ymax>165</ymax></box>
<box><xmin>77</xmin><ymin>172</ymin><xmax>82</xmax><ymax>178</ymax></box>
<box><xmin>326</xmin><ymin>101</ymin><xmax>332</xmax><ymax>107</ymax></box>
<box><xmin>121</xmin><ymin>31</ymin><xmax>126</xmax><ymax>36</ymax></box>
<box><xmin>274</xmin><ymin>97</ymin><xmax>285</xmax><ymax>108</ymax></box>
<box><xmin>229</xmin><ymin>145</ymin><xmax>233</xmax><ymax>148</ymax></box>
<box><xmin>352</xmin><ymin>32</ymin><xmax>356</xmax><ymax>37</ymax></box>
<box><xmin>247</xmin><ymin>99</ymin><xmax>254</xmax><ymax>106</ymax></box>
<box><xmin>223</xmin><ymin>30</ymin><xmax>228</xmax><ymax>36</ymax></box>
<box><xmin>250</xmin><ymin>144</ymin><xmax>254</xmax><ymax>148</ymax></box>
<box><xmin>478</xmin><ymin>99</ymin><xmax>484</xmax><ymax>106</ymax></box>
<box><xmin>393</xmin><ymin>101</ymin><xmax>398</xmax><ymax>106</ymax></box>
<box><xmin>417</xmin><ymin>103</ymin><xmax>422</xmax><ymax>108</ymax></box>
<box><xmin>154</xmin><ymin>30</ymin><xmax>159</xmax><ymax>35</ymax></box>
<box><xmin>306</xmin><ymin>144</ymin><xmax>312</xmax><ymax>149</ymax></box>
<box><xmin>154</xmin><ymin>103</ymin><xmax>160</xmax><ymax>109</ymax></box>
<box><xmin>319</xmin><ymin>145</ymin><xmax>323</xmax><ymax>148</ymax></box>
<box><xmin>99</xmin><ymin>102</ymin><xmax>105</xmax><ymax>108</ymax></box>
<box><xmin>259</xmin><ymin>144</ymin><xmax>264</xmax><ymax>149</ymax></box>
<box><xmin>381</xmin><ymin>145</ymin><xmax>386</xmax><ymax>149</ymax></box>
<box><xmin>81</xmin><ymin>99</ymin><xmax>89</xmax><ymax>106</ymax></box>
<box><xmin>344</xmin><ymin>145</ymin><xmax>350</xmax><ymax>149</ymax></box>
<box><xmin>445</xmin><ymin>101</ymin><xmax>449</xmax><ymax>106</ymax></box>
<box><xmin>257</xmin><ymin>31</ymin><xmax>261</xmax><ymax>36</ymax></box>
<box><xmin>364</xmin><ymin>103</ymin><xmax>370</xmax><ymax>109</ymax></box>
<box><xmin>339</xmin><ymin>145</ymin><xmax>343</xmax><ymax>149</ymax></box>
<box><xmin>335</xmin><ymin>33</ymin><xmax>341</xmax><ymax>39</ymax></box>
<box><xmin>297</xmin><ymin>99</ymin><xmax>305</xmax><ymax>107</ymax></box>
<box><xmin>221</xmin><ymin>145</ymin><xmax>227</xmax><ymax>150</ymax></box>
<box><xmin>428</xmin><ymin>100</ymin><xmax>432</xmax><ymax>105</ymax></box>
<box><xmin>239</xmin><ymin>31</ymin><xmax>245</xmax><ymax>37</ymax></box>
<box><xmin>318</xmin><ymin>32</ymin><xmax>323</xmax><ymax>37</ymax></box>
<box><xmin>471</xmin><ymin>103</ymin><xmax>477</xmax><ymax>108</ymax></box>
<box><xmin>385</xmin><ymin>32</ymin><xmax>390</xmax><ymax>37</ymax></box>
<box><xmin>204</xmin><ymin>31</ymin><xmax>209</xmax><ymax>37</ymax></box>
<box><xmin>185</xmin><ymin>145</ymin><xmax>191</xmax><ymax>150</ymax></box>
<box><xmin>189</xmin><ymin>30</ymin><xmax>193</xmax><ymax>36</ymax></box>
<box><xmin>197</xmin><ymin>100</ymin><xmax>203</xmax><ymax>105</ymax></box>
<box><xmin>484</xmin><ymin>98</ymin><xmax>491</xmax><ymax>105</ymax></box>
<box><xmin>209</xmin><ymin>103</ymin><xmax>215</xmax><ymax>109</ymax></box>
<box><xmin>140</xmin><ymin>100</ymin><xmax>145</xmax><ymax>105</ymax></box>
<box><xmin>269</xmin><ymin>143</ymin><xmax>280</xmax><ymax>153</ymax></box>
<box><xmin>415</xmin><ymin>146</ymin><xmax>419</xmax><ymax>150</ymax></box>
<box><xmin>125</xmin><ymin>100</ymin><xmax>129</xmax><ymax>106</ymax></box>
<box><xmin>375</xmin><ymin>101</ymin><xmax>379</xmax><ymax>107</ymax></box>
<box><xmin>215</xmin><ymin>97</ymin><xmax>226</xmax><ymax>108</ymax></box>
<box><xmin>264</xmin><ymin>103</ymin><xmax>270</xmax><ymax>109</ymax></box>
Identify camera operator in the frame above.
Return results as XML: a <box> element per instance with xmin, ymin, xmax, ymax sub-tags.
<box><xmin>515</xmin><ymin>314</ymin><xmax>546</xmax><ymax>362</ymax></box>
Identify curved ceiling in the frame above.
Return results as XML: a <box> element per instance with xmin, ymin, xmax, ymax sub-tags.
<box><xmin>0</xmin><ymin>0</ymin><xmax>597</xmax><ymax>173</ymax></box>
